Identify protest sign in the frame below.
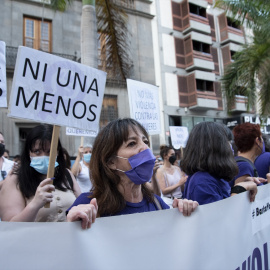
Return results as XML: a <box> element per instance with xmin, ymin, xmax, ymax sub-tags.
<box><xmin>0</xmin><ymin>41</ymin><xmax>7</xmax><ymax>107</ymax></box>
<box><xmin>8</xmin><ymin>46</ymin><xmax>106</xmax><ymax>132</ymax></box>
<box><xmin>66</xmin><ymin>126</ymin><xmax>97</xmax><ymax>137</ymax></box>
<box><xmin>127</xmin><ymin>79</ymin><xmax>161</xmax><ymax>135</ymax></box>
<box><xmin>169</xmin><ymin>126</ymin><xmax>189</xmax><ymax>149</ymax></box>
<box><xmin>1</xmin><ymin>185</ymin><xmax>269</xmax><ymax>270</ymax></box>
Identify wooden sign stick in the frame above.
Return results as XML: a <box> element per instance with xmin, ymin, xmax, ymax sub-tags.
<box><xmin>80</xmin><ymin>136</ymin><xmax>84</xmax><ymax>147</ymax></box>
<box><xmin>44</xmin><ymin>125</ymin><xmax>61</xmax><ymax>208</ymax></box>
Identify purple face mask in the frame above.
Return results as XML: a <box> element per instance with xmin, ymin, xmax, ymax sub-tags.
<box><xmin>116</xmin><ymin>149</ymin><xmax>156</xmax><ymax>185</ymax></box>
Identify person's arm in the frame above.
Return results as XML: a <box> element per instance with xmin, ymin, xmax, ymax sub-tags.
<box><xmin>0</xmin><ymin>175</ymin><xmax>55</xmax><ymax>221</ymax></box>
<box><xmin>156</xmin><ymin>167</ymin><xmax>185</xmax><ymax>195</ymax></box>
<box><xmin>67</xmin><ymin>168</ymin><xmax>81</xmax><ymax>197</ymax></box>
<box><xmin>67</xmin><ymin>198</ymin><xmax>98</xmax><ymax>229</ymax></box>
<box><xmin>71</xmin><ymin>146</ymin><xmax>83</xmax><ymax>177</ymax></box>
<box><xmin>231</xmin><ymin>181</ymin><xmax>257</xmax><ymax>202</ymax></box>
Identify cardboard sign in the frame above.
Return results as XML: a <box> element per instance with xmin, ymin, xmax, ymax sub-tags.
<box><xmin>0</xmin><ymin>41</ymin><xmax>7</xmax><ymax>107</ymax></box>
<box><xmin>66</xmin><ymin>126</ymin><xmax>97</xmax><ymax>137</ymax></box>
<box><xmin>169</xmin><ymin>126</ymin><xmax>189</xmax><ymax>149</ymax></box>
<box><xmin>127</xmin><ymin>79</ymin><xmax>161</xmax><ymax>135</ymax></box>
<box><xmin>8</xmin><ymin>46</ymin><xmax>106</xmax><ymax>132</ymax></box>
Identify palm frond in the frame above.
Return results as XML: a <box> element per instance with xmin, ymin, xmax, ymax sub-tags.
<box><xmin>50</xmin><ymin>0</ymin><xmax>73</xmax><ymax>11</ymax></box>
<box><xmin>96</xmin><ymin>0</ymin><xmax>133</xmax><ymax>79</ymax></box>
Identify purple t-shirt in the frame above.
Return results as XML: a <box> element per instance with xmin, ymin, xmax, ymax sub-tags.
<box><xmin>67</xmin><ymin>193</ymin><xmax>169</xmax><ymax>217</ymax></box>
<box><xmin>184</xmin><ymin>171</ymin><xmax>231</xmax><ymax>205</ymax></box>
<box><xmin>255</xmin><ymin>152</ymin><xmax>270</xmax><ymax>179</ymax></box>
<box><xmin>230</xmin><ymin>160</ymin><xmax>255</xmax><ymax>187</ymax></box>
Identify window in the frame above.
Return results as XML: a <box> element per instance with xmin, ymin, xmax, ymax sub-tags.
<box><xmin>100</xmin><ymin>95</ymin><xmax>118</xmax><ymax>128</ymax></box>
<box><xmin>189</xmin><ymin>3</ymin><xmax>206</xmax><ymax>18</ymax></box>
<box><xmin>192</xmin><ymin>41</ymin><xmax>210</xmax><ymax>54</ymax></box>
<box><xmin>227</xmin><ymin>17</ymin><xmax>241</xmax><ymax>30</ymax></box>
<box><xmin>24</xmin><ymin>17</ymin><xmax>52</xmax><ymax>52</ymax></box>
<box><xmin>196</xmin><ymin>79</ymin><xmax>214</xmax><ymax>91</ymax></box>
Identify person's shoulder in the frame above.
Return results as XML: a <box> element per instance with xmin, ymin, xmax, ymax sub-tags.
<box><xmin>3</xmin><ymin>157</ymin><xmax>14</xmax><ymax>165</ymax></box>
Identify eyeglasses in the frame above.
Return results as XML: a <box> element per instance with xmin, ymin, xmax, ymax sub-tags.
<box><xmin>1</xmin><ymin>170</ymin><xmax>7</xmax><ymax>179</ymax></box>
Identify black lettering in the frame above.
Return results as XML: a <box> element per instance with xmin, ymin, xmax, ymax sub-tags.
<box><xmin>0</xmin><ymin>88</ymin><xmax>2</xmax><ymax>96</ymax></box>
<box><xmin>73</xmin><ymin>72</ymin><xmax>87</xmax><ymax>92</ymax></box>
<box><xmin>42</xmin><ymin>63</ymin><xmax>47</xmax><ymax>82</ymax></box>
<box><xmin>264</xmin><ymin>243</ymin><xmax>269</xmax><ymax>270</ymax></box>
<box><xmin>16</xmin><ymin>87</ymin><xmax>39</xmax><ymax>109</ymax></box>
<box><xmin>57</xmin><ymin>67</ymin><xmax>71</xmax><ymax>87</ymax></box>
<box><xmin>23</xmin><ymin>58</ymin><xmax>40</xmax><ymax>79</ymax></box>
<box><xmin>56</xmin><ymin>96</ymin><xmax>71</xmax><ymax>116</ymax></box>
<box><xmin>87</xmin><ymin>78</ymin><xmax>99</xmax><ymax>96</ymax></box>
<box><xmin>73</xmin><ymin>101</ymin><xmax>86</xmax><ymax>119</ymax></box>
<box><xmin>87</xmin><ymin>104</ymin><xmax>97</xmax><ymax>121</ymax></box>
<box><xmin>42</xmin><ymin>93</ymin><xmax>54</xmax><ymax>113</ymax></box>
<box><xmin>252</xmin><ymin>247</ymin><xmax>262</xmax><ymax>270</ymax></box>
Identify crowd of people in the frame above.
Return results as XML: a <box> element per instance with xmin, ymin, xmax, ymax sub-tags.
<box><xmin>0</xmin><ymin>119</ymin><xmax>269</xmax><ymax>229</ymax></box>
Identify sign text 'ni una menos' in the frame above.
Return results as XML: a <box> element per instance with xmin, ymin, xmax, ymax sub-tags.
<box><xmin>8</xmin><ymin>46</ymin><xmax>107</xmax><ymax>132</ymax></box>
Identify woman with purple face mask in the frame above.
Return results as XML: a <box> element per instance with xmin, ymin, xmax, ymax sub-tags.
<box><xmin>67</xmin><ymin>118</ymin><xmax>199</xmax><ymax>229</ymax></box>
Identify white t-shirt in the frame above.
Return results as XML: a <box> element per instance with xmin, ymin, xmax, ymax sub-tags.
<box><xmin>0</xmin><ymin>157</ymin><xmax>14</xmax><ymax>181</ymax></box>
<box><xmin>76</xmin><ymin>161</ymin><xmax>92</xmax><ymax>193</ymax></box>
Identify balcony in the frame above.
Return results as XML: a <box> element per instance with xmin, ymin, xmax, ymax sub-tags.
<box><xmin>183</xmin><ymin>13</ymin><xmax>211</xmax><ymax>35</ymax></box>
<box><xmin>230</xmin><ymin>95</ymin><xmax>248</xmax><ymax>112</ymax></box>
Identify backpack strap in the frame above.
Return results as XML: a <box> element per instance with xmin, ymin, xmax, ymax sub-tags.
<box><xmin>153</xmin><ymin>196</ymin><xmax>163</xmax><ymax>210</ymax></box>
<box><xmin>235</xmin><ymin>156</ymin><xmax>258</xmax><ymax>177</ymax></box>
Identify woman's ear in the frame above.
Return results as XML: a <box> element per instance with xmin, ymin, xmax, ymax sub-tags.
<box><xmin>107</xmin><ymin>158</ymin><xmax>116</xmax><ymax>170</ymax></box>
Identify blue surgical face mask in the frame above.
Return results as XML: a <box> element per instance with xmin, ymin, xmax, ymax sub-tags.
<box><xmin>83</xmin><ymin>153</ymin><xmax>91</xmax><ymax>163</ymax></box>
<box><xmin>30</xmin><ymin>156</ymin><xmax>59</xmax><ymax>175</ymax></box>
<box><xmin>115</xmin><ymin>148</ymin><xmax>156</xmax><ymax>185</ymax></box>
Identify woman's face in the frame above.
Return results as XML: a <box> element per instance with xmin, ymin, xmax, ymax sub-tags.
<box><xmin>83</xmin><ymin>147</ymin><xmax>92</xmax><ymax>154</ymax></box>
<box><xmin>29</xmin><ymin>140</ymin><xmax>51</xmax><ymax>157</ymax></box>
<box><xmin>114</xmin><ymin>127</ymin><xmax>149</xmax><ymax>172</ymax></box>
<box><xmin>166</xmin><ymin>149</ymin><xmax>175</xmax><ymax>160</ymax></box>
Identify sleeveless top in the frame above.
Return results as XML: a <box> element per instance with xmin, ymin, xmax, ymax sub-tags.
<box><xmin>26</xmin><ymin>189</ymin><xmax>76</xmax><ymax>222</ymax></box>
<box><xmin>76</xmin><ymin>161</ymin><xmax>92</xmax><ymax>193</ymax></box>
<box><xmin>163</xmin><ymin>168</ymin><xmax>183</xmax><ymax>199</ymax></box>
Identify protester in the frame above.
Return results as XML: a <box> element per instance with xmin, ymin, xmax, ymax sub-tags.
<box><xmin>155</xmin><ymin>145</ymin><xmax>187</xmax><ymax>207</ymax></box>
<box><xmin>3</xmin><ymin>149</ymin><xmax>9</xmax><ymax>159</ymax></box>
<box><xmin>181</xmin><ymin>122</ymin><xmax>261</xmax><ymax>206</ymax></box>
<box><xmin>254</xmin><ymin>134</ymin><xmax>270</xmax><ymax>181</ymax></box>
<box><xmin>71</xmin><ymin>144</ymin><xmax>92</xmax><ymax>192</ymax></box>
<box><xmin>67</xmin><ymin>118</ymin><xmax>198</xmax><ymax>229</ymax></box>
<box><xmin>0</xmin><ymin>132</ymin><xmax>14</xmax><ymax>181</ymax></box>
<box><xmin>231</xmin><ymin>123</ymin><xmax>266</xmax><ymax>187</ymax></box>
<box><xmin>0</xmin><ymin>124</ymin><xmax>81</xmax><ymax>222</ymax></box>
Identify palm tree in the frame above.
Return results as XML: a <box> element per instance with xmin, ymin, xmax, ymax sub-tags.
<box><xmin>50</xmin><ymin>0</ymin><xmax>133</xmax><ymax>79</ymax></box>
<box><xmin>215</xmin><ymin>0</ymin><xmax>270</xmax><ymax>115</ymax></box>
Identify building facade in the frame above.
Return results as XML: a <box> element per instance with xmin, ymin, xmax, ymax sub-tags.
<box><xmin>151</xmin><ymin>0</ymin><xmax>270</xmax><ymax>146</ymax></box>
<box><xmin>0</xmin><ymin>0</ymin><xmax>159</xmax><ymax>156</ymax></box>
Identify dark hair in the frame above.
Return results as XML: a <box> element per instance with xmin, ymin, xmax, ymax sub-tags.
<box><xmin>18</xmin><ymin>124</ymin><xmax>73</xmax><ymax>198</ymax></box>
<box><xmin>62</xmin><ymin>147</ymin><xmax>71</xmax><ymax>170</ymax></box>
<box><xmin>4</xmin><ymin>149</ymin><xmax>9</xmax><ymax>154</ymax></box>
<box><xmin>90</xmin><ymin>118</ymin><xmax>154</xmax><ymax>216</ymax></box>
<box><xmin>181</xmin><ymin>122</ymin><xmax>238</xmax><ymax>181</ymax></box>
<box><xmin>233</xmin><ymin>123</ymin><xmax>261</xmax><ymax>152</ymax></box>
<box><xmin>159</xmin><ymin>145</ymin><xmax>174</xmax><ymax>159</ymax></box>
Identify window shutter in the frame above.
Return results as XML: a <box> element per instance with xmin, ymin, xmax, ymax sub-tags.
<box><xmin>187</xmin><ymin>73</ymin><xmax>197</xmax><ymax>106</ymax></box>
<box><xmin>221</xmin><ymin>45</ymin><xmax>231</xmax><ymax>67</ymax></box>
<box><xmin>184</xmin><ymin>35</ymin><xmax>193</xmax><ymax>67</ymax></box>
<box><xmin>207</xmin><ymin>14</ymin><xmax>216</xmax><ymax>41</ymax></box>
<box><xmin>178</xmin><ymin>76</ymin><xmax>189</xmax><ymax>107</ymax></box>
<box><xmin>210</xmin><ymin>46</ymin><xmax>219</xmax><ymax>75</ymax></box>
<box><xmin>218</xmin><ymin>13</ymin><xmax>228</xmax><ymax>42</ymax></box>
<box><xmin>172</xmin><ymin>2</ymin><xmax>182</xmax><ymax>31</ymax></box>
<box><xmin>180</xmin><ymin>0</ymin><xmax>190</xmax><ymax>30</ymax></box>
<box><xmin>175</xmin><ymin>38</ymin><xmax>186</xmax><ymax>68</ymax></box>
<box><xmin>214</xmin><ymin>82</ymin><xmax>223</xmax><ymax>110</ymax></box>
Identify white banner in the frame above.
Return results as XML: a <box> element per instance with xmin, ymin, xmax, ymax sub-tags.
<box><xmin>0</xmin><ymin>41</ymin><xmax>7</xmax><ymax>107</ymax></box>
<box><xmin>66</xmin><ymin>127</ymin><xmax>97</xmax><ymax>137</ymax></box>
<box><xmin>169</xmin><ymin>126</ymin><xmax>189</xmax><ymax>149</ymax></box>
<box><xmin>127</xmin><ymin>79</ymin><xmax>161</xmax><ymax>135</ymax></box>
<box><xmin>8</xmin><ymin>46</ymin><xmax>106</xmax><ymax>132</ymax></box>
<box><xmin>0</xmin><ymin>185</ymin><xmax>270</xmax><ymax>270</ymax></box>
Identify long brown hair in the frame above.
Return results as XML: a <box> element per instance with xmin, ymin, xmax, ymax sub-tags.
<box><xmin>89</xmin><ymin>118</ymin><xmax>154</xmax><ymax>216</ymax></box>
